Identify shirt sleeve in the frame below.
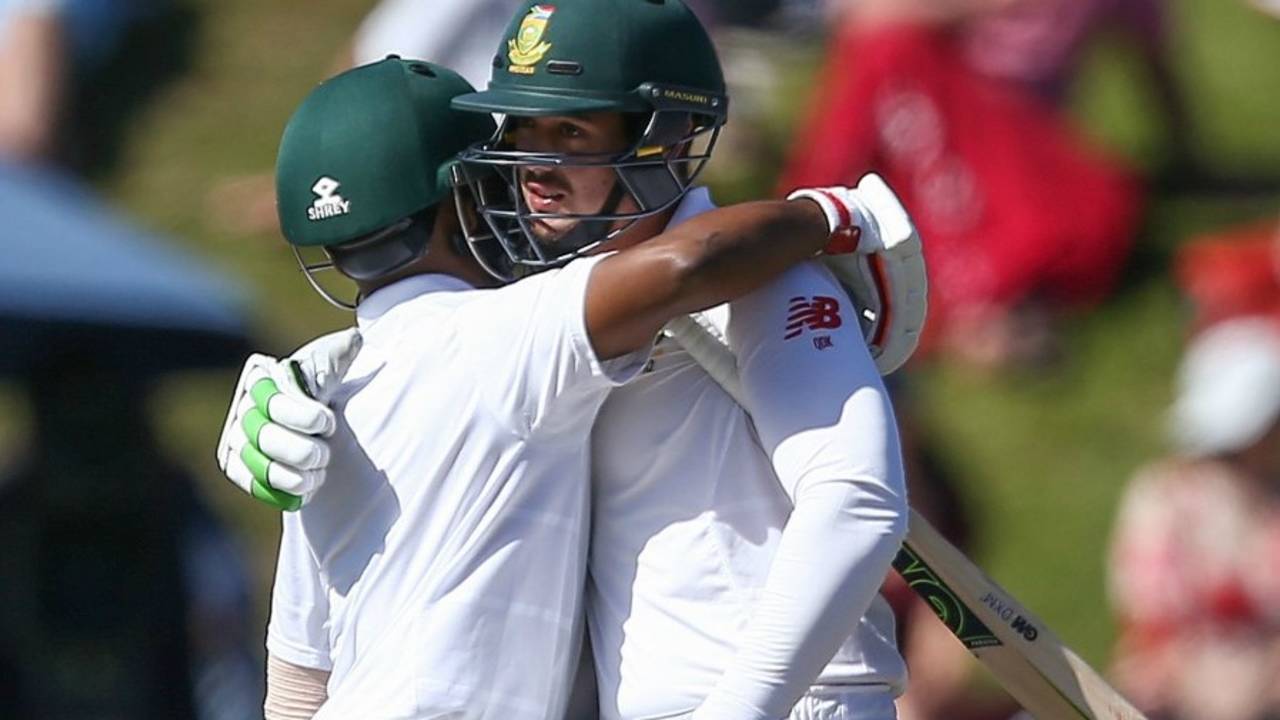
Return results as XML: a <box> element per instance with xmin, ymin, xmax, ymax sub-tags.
<box><xmin>730</xmin><ymin>261</ymin><xmax>905</xmax><ymax>502</ymax></box>
<box><xmin>693</xmin><ymin>261</ymin><xmax>909</xmax><ymax>720</ymax></box>
<box><xmin>266</xmin><ymin>512</ymin><xmax>333</xmax><ymax>672</ymax></box>
<box><xmin>456</xmin><ymin>255</ymin><xmax>651</xmax><ymax>435</ymax></box>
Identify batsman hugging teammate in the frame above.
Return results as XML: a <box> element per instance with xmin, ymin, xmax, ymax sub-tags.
<box><xmin>215</xmin><ymin>2</ymin><xmax>925</xmax><ymax>718</ymax></box>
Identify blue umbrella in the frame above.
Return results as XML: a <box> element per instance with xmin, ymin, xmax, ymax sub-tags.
<box><xmin>0</xmin><ymin>162</ymin><xmax>251</xmax><ymax>375</ymax></box>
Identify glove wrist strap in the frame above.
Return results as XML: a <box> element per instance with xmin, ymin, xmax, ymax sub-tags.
<box><xmin>787</xmin><ymin>188</ymin><xmax>872</xmax><ymax>254</ymax></box>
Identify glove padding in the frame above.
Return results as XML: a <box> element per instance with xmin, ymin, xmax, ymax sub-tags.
<box><xmin>790</xmin><ymin>174</ymin><xmax>928</xmax><ymax>374</ymax></box>
<box><xmin>215</xmin><ymin>328</ymin><xmax>362</xmax><ymax>510</ymax></box>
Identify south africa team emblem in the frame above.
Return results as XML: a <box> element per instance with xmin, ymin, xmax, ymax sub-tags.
<box><xmin>508</xmin><ymin>4</ymin><xmax>555</xmax><ymax>74</ymax></box>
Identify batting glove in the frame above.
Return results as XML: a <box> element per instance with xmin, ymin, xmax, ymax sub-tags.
<box><xmin>791</xmin><ymin>174</ymin><xmax>904</xmax><ymax>254</ymax></box>
<box><xmin>791</xmin><ymin>174</ymin><xmax>928</xmax><ymax>374</ymax></box>
<box><xmin>215</xmin><ymin>328</ymin><xmax>362</xmax><ymax>510</ymax></box>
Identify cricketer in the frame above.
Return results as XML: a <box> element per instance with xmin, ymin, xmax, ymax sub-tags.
<box><xmin>216</xmin><ymin>2</ymin><xmax>923</xmax><ymax>719</ymax></box>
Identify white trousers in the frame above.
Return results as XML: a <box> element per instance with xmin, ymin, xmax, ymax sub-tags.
<box><xmin>786</xmin><ymin>685</ymin><xmax>898</xmax><ymax>720</ymax></box>
<box><xmin>650</xmin><ymin>686</ymin><xmax>898</xmax><ymax>720</ymax></box>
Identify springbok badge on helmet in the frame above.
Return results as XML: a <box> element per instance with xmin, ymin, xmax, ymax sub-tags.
<box><xmin>508</xmin><ymin>5</ymin><xmax>555</xmax><ymax>73</ymax></box>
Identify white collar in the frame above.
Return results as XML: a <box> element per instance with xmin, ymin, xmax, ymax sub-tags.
<box><xmin>665</xmin><ymin>186</ymin><xmax>717</xmax><ymax>230</ymax></box>
<box><xmin>356</xmin><ymin>273</ymin><xmax>474</xmax><ymax>328</ymax></box>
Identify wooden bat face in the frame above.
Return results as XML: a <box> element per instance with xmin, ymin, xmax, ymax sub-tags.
<box><xmin>899</xmin><ymin>509</ymin><xmax>1147</xmax><ymax>720</ymax></box>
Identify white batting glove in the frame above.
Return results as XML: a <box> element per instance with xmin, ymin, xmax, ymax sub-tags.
<box><xmin>214</xmin><ymin>328</ymin><xmax>362</xmax><ymax>511</ymax></box>
<box><xmin>791</xmin><ymin>174</ymin><xmax>928</xmax><ymax>374</ymax></box>
<box><xmin>788</xmin><ymin>172</ymin><xmax>902</xmax><ymax>255</ymax></box>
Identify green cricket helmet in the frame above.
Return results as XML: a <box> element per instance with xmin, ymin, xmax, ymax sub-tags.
<box><xmin>449</xmin><ymin>0</ymin><xmax>728</xmax><ymax>281</ymax></box>
<box><xmin>276</xmin><ymin>57</ymin><xmax>497</xmax><ymax>308</ymax></box>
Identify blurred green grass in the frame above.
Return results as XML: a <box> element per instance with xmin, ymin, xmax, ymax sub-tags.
<box><xmin>5</xmin><ymin>0</ymin><xmax>1277</xmax><ymax>682</ymax></box>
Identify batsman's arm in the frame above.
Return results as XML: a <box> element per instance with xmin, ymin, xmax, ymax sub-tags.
<box><xmin>584</xmin><ymin>194</ymin><xmax>863</xmax><ymax>360</ymax></box>
<box><xmin>264</xmin><ymin>512</ymin><xmax>334</xmax><ymax>718</ymax></box>
<box><xmin>692</xmin><ymin>262</ymin><xmax>908</xmax><ymax>720</ymax></box>
<box><xmin>264</xmin><ymin>654</ymin><xmax>329</xmax><ymax>720</ymax></box>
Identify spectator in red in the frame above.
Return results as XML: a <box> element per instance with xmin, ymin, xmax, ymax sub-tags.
<box><xmin>779</xmin><ymin>0</ymin><xmax>1184</xmax><ymax>368</ymax></box>
<box><xmin>1174</xmin><ymin>218</ymin><xmax>1280</xmax><ymax>333</ymax></box>
<box><xmin>1108</xmin><ymin>317</ymin><xmax>1280</xmax><ymax>720</ymax></box>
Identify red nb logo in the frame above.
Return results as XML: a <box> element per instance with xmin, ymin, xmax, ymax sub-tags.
<box><xmin>786</xmin><ymin>295</ymin><xmax>843</xmax><ymax>340</ymax></box>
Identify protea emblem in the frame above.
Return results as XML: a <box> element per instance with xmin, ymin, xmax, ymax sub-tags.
<box><xmin>508</xmin><ymin>4</ymin><xmax>555</xmax><ymax>73</ymax></box>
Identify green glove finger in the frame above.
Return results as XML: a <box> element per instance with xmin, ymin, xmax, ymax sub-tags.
<box><xmin>252</xmin><ymin>477</ymin><xmax>303</xmax><ymax>512</ymax></box>
<box><xmin>250</xmin><ymin>378</ymin><xmax>281</xmax><ymax>419</ymax></box>
<box><xmin>240</xmin><ymin>443</ymin><xmax>302</xmax><ymax>511</ymax></box>
<box><xmin>241</xmin><ymin>440</ymin><xmax>272</xmax><ymax>482</ymax></box>
<box><xmin>242</xmin><ymin>407</ymin><xmax>270</xmax><ymax>449</ymax></box>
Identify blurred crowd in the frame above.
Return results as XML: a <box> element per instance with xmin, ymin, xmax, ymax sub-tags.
<box><xmin>779</xmin><ymin>2</ymin><xmax>1280</xmax><ymax>718</ymax></box>
<box><xmin>1</xmin><ymin>1</ymin><xmax>260</xmax><ymax>718</ymax></box>
<box><xmin>2</xmin><ymin>0</ymin><xmax>1279</xmax><ymax>718</ymax></box>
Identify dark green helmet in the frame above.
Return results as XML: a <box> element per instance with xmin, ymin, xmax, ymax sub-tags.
<box><xmin>453</xmin><ymin>0</ymin><xmax>726</xmax><ymax>117</ymax></box>
<box><xmin>450</xmin><ymin>0</ymin><xmax>728</xmax><ymax>281</ymax></box>
<box><xmin>275</xmin><ymin>58</ymin><xmax>496</xmax><ymax>307</ymax></box>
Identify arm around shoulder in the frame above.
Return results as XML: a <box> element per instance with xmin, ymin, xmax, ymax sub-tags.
<box><xmin>584</xmin><ymin>198</ymin><xmax>831</xmax><ymax>360</ymax></box>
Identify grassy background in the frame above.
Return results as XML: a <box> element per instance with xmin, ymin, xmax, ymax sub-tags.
<box><xmin>4</xmin><ymin>0</ymin><xmax>1279</xmax><ymax>689</ymax></box>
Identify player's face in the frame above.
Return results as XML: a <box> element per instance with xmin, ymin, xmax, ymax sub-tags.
<box><xmin>509</xmin><ymin>112</ymin><xmax>634</xmax><ymax>242</ymax></box>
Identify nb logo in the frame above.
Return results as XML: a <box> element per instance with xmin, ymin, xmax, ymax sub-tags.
<box><xmin>307</xmin><ymin>176</ymin><xmax>351</xmax><ymax>221</ymax></box>
<box><xmin>786</xmin><ymin>295</ymin><xmax>843</xmax><ymax>340</ymax></box>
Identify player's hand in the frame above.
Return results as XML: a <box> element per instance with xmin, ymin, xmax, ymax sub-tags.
<box><xmin>791</xmin><ymin>174</ymin><xmax>928</xmax><ymax>374</ymax></box>
<box><xmin>215</xmin><ymin>328</ymin><xmax>362</xmax><ymax>511</ymax></box>
<box><xmin>787</xmin><ymin>172</ymin><xmax>910</xmax><ymax>255</ymax></box>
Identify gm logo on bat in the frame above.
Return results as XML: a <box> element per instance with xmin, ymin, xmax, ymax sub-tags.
<box><xmin>980</xmin><ymin>591</ymin><xmax>1040</xmax><ymax>642</ymax></box>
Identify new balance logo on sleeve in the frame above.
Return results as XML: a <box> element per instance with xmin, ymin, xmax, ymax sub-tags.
<box><xmin>308</xmin><ymin>176</ymin><xmax>351</xmax><ymax>220</ymax></box>
<box><xmin>785</xmin><ymin>296</ymin><xmax>843</xmax><ymax>340</ymax></box>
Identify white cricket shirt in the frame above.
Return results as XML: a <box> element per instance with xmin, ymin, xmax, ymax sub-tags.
<box><xmin>588</xmin><ymin>189</ymin><xmax>908</xmax><ymax>720</ymax></box>
<box><xmin>267</xmin><ymin>257</ymin><xmax>648</xmax><ymax>720</ymax></box>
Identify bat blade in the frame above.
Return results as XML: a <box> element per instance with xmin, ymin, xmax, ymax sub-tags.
<box><xmin>900</xmin><ymin>510</ymin><xmax>1147</xmax><ymax>720</ymax></box>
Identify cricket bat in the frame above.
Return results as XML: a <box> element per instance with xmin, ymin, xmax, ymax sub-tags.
<box><xmin>893</xmin><ymin>510</ymin><xmax>1146</xmax><ymax>719</ymax></box>
<box><xmin>665</xmin><ymin>314</ymin><xmax>1147</xmax><ymax>720</ymax></box>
